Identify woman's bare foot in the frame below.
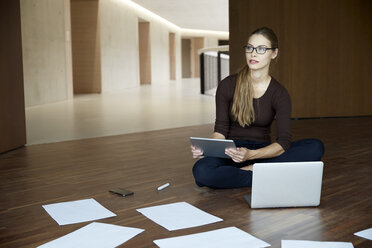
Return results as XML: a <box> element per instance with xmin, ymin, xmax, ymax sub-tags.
<box><xmin>241</xmin><ymin>164</ymin><xmax>253</xmax><ymax>171</ymax></box>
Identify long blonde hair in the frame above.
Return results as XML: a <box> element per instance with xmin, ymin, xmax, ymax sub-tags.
<box><xmin>231</xmin><ymin>27</ymin><xmax>279</xmax><ymax>127</ymax></box>
<box><xmin>231</xmin><ymin>65</ymin><xmax>255</xmax><ymax>126</ymax></box>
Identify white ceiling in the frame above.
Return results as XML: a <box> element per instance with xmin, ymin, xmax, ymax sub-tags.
<box><xmin>131</xmin><ymin>0</ymin><xmax>229</xmax><ymax>32</ymax></box>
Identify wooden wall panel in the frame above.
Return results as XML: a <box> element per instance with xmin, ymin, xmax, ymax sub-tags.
<box><xmin>181</xmin><ymin>39</ymin><xmax>191</xmax><ymax>78</ymax></box>
<box><xmin>229</xmin><ymin>0</ymin><xmax>372</xmax><ymax>118</ymax></box>
<box><xmin>71</xmin><ymin>0</ymin><xmax>101</xmax><ymax>93</ymax></box>
<box><xmin>139</xmin><ymin>22</ymin><xmax>151</xmax><ymax>85</ymax></box>
<box><xmin>64</xmin><ymin>0</ymin><xmax>73</xmax><ymax>100</ymax></box>
<box><xmin>190</xmin><ymin>37</ymin><xmax>205</xmax><ymax>78</ymax></box>
<box><xmin>169</xmin><ymin>33</ymin><xmax>176</xmax><ymax>80</ymax></box>
<box><xmin>0</xmin><ymin>0</ymin><xmax>26</xmax><ymax>153</ymax></box>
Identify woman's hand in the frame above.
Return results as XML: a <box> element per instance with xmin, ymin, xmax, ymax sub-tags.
<box><xmin>225</xmin><ymin>147</ymin><xmax>258</xmax><ymax>163</ymax></box>
<box><xmin>191</xmin><ymin>145</ymin><xmax>204</xmax><ymax>159</ymax></box>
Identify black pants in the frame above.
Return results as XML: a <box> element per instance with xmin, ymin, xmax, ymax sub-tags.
<box><xmin>192</xmin><ymin>139</ymin><xmax>325</xmax><ymax>189</ymax></box>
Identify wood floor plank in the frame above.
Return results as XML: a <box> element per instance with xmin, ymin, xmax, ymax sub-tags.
<box><xmin>0</xmin><ymin>118</ymin><xmax>371</xmax><ymax>247</ymax></box>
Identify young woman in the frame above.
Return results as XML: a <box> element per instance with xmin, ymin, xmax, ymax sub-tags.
<box><xmin>191</xmin><ymin>27</ymin><xmax>324</xmax><ymax>189</ymax></box>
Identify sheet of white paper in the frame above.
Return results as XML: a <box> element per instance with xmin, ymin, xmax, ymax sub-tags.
<box><xmin>38</xmin><ymin>222</ymin><xmax>144</xmax><ymax>248</ymax></box>
<box><xmin>354</xmin><ymin>227</ymin><xmax>372</xmax><ymax>240</ymax></box>
<box><xmin>154</xmin><ymin>226</ymin><xmax>270</xmax><ymax>248</ymax></box>
<box><xmin>282</xmin><ymin>240</ymin><xmax>354</xmax><ymax>248</ymax></box>
<box><xmin>42</xmin><ymin>198</ymin><xmax>116</xmax><ymax>225</ymax></box>
<box><xmin>136</xmin><ymin>202</ymin><xmax>222</xmax><ymax>231</ymax></box>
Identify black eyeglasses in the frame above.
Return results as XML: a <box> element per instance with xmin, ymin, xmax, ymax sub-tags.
<box><xmin>243</xmin><ymin>45</ymin><xmax>276</xmax><ymax>54</ymax></box>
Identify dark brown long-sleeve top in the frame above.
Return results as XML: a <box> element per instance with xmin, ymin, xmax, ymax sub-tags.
<box><xmin>214</xmin><ymin>74</ymin><xmax>292</xmax><ymax>151</ymax></box>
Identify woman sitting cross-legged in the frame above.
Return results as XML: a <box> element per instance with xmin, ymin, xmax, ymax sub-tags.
<box><xmin>191</xmin><ymin>27</ymin><xmax>324</xmax><ymax>189</ymax></box>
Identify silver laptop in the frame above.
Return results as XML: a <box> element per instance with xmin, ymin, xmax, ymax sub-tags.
<box><xmin>244</xmin><ymin>161</ymin><xmax>324</xmax><ymax>208</ymax></box>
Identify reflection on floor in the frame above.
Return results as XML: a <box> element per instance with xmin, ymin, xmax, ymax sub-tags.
<box><xmin>25</xmin><ymin>78</ymin><xmax>215</xmax><ymax>145</ymax></box>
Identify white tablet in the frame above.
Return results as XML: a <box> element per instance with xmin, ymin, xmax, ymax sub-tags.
<box><xmin>190</xmin><ymin>137</ymin><xmax>236</xmax><ymax>158</ymax></box>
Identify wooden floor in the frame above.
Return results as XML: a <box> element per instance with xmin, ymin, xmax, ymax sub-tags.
<box><xmin>0</xmin><ymin>117</ymin><xmax>371</xmax><ymax>247</ymax></box>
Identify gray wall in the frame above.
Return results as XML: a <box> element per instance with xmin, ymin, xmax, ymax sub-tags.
<box><xmin>20</xmin><ymin>0</ymin><xmax>228</xmax><ymax>106</ymax></box>
<box><xmin>20</xmin><ymin>0</ymin><xmax>72</xmax><ymax>107</ymax></box>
